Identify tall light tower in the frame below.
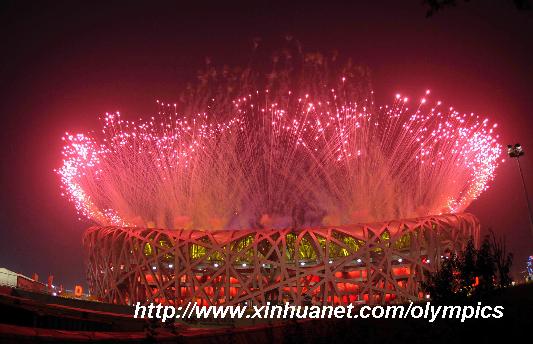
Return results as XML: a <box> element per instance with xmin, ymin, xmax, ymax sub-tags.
<box><xmin>507</xmin><ymin>143</ymin><xmax>533</xmax><ymax>239</ymax></box>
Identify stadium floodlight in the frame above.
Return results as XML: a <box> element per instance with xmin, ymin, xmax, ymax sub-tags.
<box><xmin>507</xmin><ymin>143</ymin><xmax>533</xmax><ymax>239</ymax></box>
<box><xmin>507</xmin><ymin>143</ymin><xmax>524</xmax><ymax>158</ymax></box>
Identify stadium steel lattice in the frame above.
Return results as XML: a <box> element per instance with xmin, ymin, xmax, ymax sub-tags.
<box><xmin>83</xmin><ymin>213</ymin><xmax>479</xmax><ymax>306</ymax></box>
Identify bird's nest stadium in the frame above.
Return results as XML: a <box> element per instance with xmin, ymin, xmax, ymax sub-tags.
<box><xmin>83</xmin><ymin>213</ymin><xmax>479</xmax><ymax>306</ymax></box>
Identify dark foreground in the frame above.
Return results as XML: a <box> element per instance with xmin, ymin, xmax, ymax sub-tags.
<box><xmin>1</xmin><ymin>284</ymin><xmax>531</xmax><ymax>343</ymax></box>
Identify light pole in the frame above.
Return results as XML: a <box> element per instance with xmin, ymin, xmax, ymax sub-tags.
<box><xmin>507</xmin><ymin>143</ymin><xmax>533</xmax><ymax>239</ymax></box>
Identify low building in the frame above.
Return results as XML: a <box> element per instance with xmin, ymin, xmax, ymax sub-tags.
<box><xmin>0</xmin><ymin>267</ymin><xmax>47</xmax><ymax>293</ymax></box>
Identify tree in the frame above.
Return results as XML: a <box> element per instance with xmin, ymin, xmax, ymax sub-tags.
<box><xmin>421</xmin><ymin>254</ymin><xmax>463</xmax><ymax>303</ymax></box>
<box><xmin>422</xmin><ymin>232</ymin><xmax>513</xmax><ymax>303</ymax></box>
<box><xmin>474</xmin><ymin>236</ymin><xmax>496</xmax><ymax>297</ymax></box>
<box><xmin>489</xmin><ymin>229</ymin><xmax>513</xmax><ymax>288</ymax></box>
<box><xmin>459</xmin><ymin>238</ymin><xmax>477</xmax><ymax>297</ymax></box>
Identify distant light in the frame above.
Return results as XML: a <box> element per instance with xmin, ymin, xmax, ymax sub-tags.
<box><xmin>241</xmin><ymin>263</ymin><xmax>247</xmax><ymax>267</ymax></box>
<box><xmin>152</xmin><ymin>266</ymin><xmax>157</xmax><ymax>271</ymax></box>
<box><xmin>214</xmin><ymin>263</ymin><xmax>219</xmax><ymax>268</ymax></box>
<box><xmin>328</xmin><ymin>260</ymin><xmax>333</xmax><ymax>264</ymax></box>
<box><xmin>168</xmin><ymin>264</ymin><xmax>173</xmax><ymax>268</ymax></box>
<box><xmin>356</xmin><ymin>258</ymin><xmax>362</xmax><ymax>263</ymax></box>
<box><xmin>426</xmin><ymin>259</ymin><xmax>430</xmax><ymax>264</ymax></box>
<box><xmin>426</xmin><ymin>294</ymin><xmax>430</xmax><ymax>299</ymax></box>
<box><xmin>300</xmin><ymin>262</ymin><xmax>305</xmax><ymax>266</ymax></box>
<box><xmin>397</xmin><ymin>258</ymin><xmax>403</xmax><ymax>263</ymax></box>
<box><xmin>52</xmin><ymin>292</ymin><xmax>57</xmax><ymax>296</ymax></box>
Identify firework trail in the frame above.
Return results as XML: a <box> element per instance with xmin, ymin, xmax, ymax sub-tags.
<box><xmin>58</xmin><ymin>53</ymin><xmax>501</xmax><ymax>230</ymax></box>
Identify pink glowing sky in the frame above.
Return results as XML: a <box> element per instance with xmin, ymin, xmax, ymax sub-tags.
<box><xmin>0</xmin><ymin>0</ymin><xmax>531</xmax><ymax>288</ymax></box>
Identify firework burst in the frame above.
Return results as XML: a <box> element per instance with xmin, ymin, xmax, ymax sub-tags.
<box><xmin>58</xmin><ymin>55</ymin><xmax>501</xmax><ymax>229</ymax></box>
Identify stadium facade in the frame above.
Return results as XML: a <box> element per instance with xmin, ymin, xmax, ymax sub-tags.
<box><xmin>83</xmin><ymin>213</ymin><xmax>479</xmax><ymax>306</ymax></box>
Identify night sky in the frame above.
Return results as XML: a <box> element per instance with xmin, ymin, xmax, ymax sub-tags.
<box><xmin>0</xmin><ymin>0</ymin><xmax>532</xmax><ymax>289</ymax></box>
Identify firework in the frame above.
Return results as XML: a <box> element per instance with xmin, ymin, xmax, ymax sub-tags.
<box><xmin>58</xmin><ymin>56</ymin><xmax>501</xmax><ymax>230</ymax></box>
